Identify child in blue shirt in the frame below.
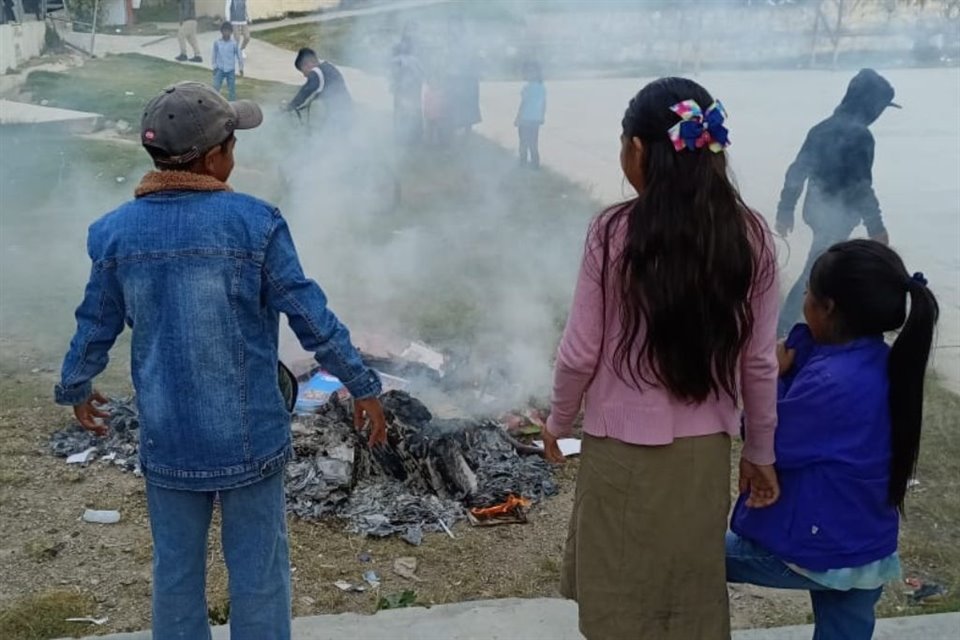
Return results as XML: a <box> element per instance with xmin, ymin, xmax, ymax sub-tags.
<box><xmin>515</xmin><ymin>61</ymin><xmax>546</xmax><ymax>169</ymax></box>
<box><xmin>727</xmin><ymin>239</ymin><xmax>939</xmax><ymax>640</ymax></box>
<box><xmin>212</xmin><ymin>22</ymin><xmax>243</xmax><ymax>101</ymax></box>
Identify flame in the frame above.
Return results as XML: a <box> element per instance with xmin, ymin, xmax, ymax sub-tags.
<box><xmin>469</xmin><ymin>494</ymin><xmax>531</xmax><ymax>519</ymax></box>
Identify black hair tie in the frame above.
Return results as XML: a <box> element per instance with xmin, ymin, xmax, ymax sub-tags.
<box><xmin>910</xmin><ymin>272</ymin><xmax>928</xmax><ymax>288</ymax></box>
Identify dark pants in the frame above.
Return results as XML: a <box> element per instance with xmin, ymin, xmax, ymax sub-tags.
<box><xmin>518</xmin><ymin>123</ymin><xmax>541</xmax><ymax>168</ymax></box>
<box><xmin>778</xmin><ymin>216</ymin><xmax>857</xmax><ymax>336</ymax></box>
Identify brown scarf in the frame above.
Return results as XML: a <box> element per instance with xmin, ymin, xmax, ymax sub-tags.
<box><xmin>135</xmin><ymin>170</ymin><xmax>233</xmax><ymax>198</ymax></box>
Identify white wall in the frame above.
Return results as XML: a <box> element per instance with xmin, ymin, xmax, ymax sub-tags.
<box><xmin>196</xmin><ymin>0</ymin><xmax>340</xmax><ymax>22</ymax></box>
<box><xmin>0</xmin><ymin>19</ymin><xmax>47</xmax><ymax>74</ymax></box>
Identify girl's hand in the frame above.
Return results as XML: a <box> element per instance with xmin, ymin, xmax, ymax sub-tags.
<box><xmin>540</xmin><ymin>427</ymin><xmax>564</xmax><ymax>464</ymax></box>
<box><xmin>777</xmin><ymin>340</ymin><xmax>796</xmax><ymax>377</ymax></box>
<box><xmin>739</xmin><ymin>459</ymin><xmax>780</xmax><ymax>508</ymax></box>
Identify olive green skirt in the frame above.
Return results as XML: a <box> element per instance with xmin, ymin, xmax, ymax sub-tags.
<box><xmin>561</xmin><ymin>433</ymin><xmax>732</xmax><ymax>640</ymax></box>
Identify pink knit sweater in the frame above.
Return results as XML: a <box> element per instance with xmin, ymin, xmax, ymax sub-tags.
<box><xmin>546</xmin><ymin>206</ymin><xmax>779</xmax><ymax>465</ymax></box>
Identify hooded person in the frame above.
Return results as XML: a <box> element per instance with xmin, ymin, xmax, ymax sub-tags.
<box><xmin>775</xmin><ymin>69</ymin><xmax>900</xmax><ymax>336</ymax></box>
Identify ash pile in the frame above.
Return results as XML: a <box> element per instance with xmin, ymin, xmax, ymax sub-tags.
<box><xmin>49</xmin><ymin>399</ymin><xmax>141</xmax><ymax>473</ymax></box>
<box><xmin>49</xmin><ymin>391</ymin><xmax>557</xmax><ymax>543</ymax></box>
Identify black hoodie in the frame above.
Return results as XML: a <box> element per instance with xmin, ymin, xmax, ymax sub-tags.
<box><xmin>777</xmin><ymin>69</ymin><xmax>898</xmax><ymax>237</ymax></box>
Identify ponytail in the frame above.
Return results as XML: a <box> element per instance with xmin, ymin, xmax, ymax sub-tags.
<box><xmin>887</xmin><ymin>276</ymin><xmax>939</xmax><ymax>512</ymax></box>
<box><xmin>810</xmin><ymin>242</ymin><xmax>940</xmax><ymax>514</ymax></box>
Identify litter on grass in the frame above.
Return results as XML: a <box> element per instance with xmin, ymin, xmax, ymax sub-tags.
<box><xmin>66</xmin><ymin>447</ymin><xmax>97</xmax><ymax>464</ymax></box>
<box><xmin>393</xmin><ymin>556</ymin><xmax>423</xmax><ymax>582</ymax></box>
<box><xmin>532</xmin><ymin>438</ymin><xmax>582</xmax><ymax>457</ymax></box>
<box><xmin>82</xmin><ymin>509</ymin><xmax>121</xmax><ymax>524</ymax></box>
<box><xmin>66</xmin><ymin>617</ymin><xmax>109</xmax><ymax>625</ymax></box>
<box><xmin>333</xmin><ymin>580</ymin><xmax>366</xmax><ymax>593</ymax></box>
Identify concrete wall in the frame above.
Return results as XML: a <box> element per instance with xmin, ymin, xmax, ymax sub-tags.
<box><xmin>0</xmin><ymin>19</ymin><xmax>47</xmax><ymax>74</ymax></box>
<box><xmin>196</xmin><ymin>0</ymin><xmax>340</xmax><ymax>22</ymax></box>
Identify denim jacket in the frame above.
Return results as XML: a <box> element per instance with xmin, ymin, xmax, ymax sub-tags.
<box><xmin>56</xmin><ymin>171</ymin><xmax>381</xmax><ymax>491</ymax></box>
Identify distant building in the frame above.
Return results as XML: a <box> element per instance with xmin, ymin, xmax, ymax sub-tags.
<box><xmin>195</xmin><ymin>0</ymin><xmax>341</xmax><ymax>22</ymax></box>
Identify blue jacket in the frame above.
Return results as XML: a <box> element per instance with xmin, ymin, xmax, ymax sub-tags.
<box><xmin>55</xmin><ymin>179</ymin><xmax>381</xmax><ymax>491</ymax></box>
<box><xmin>732</xmin><ymin>324</ymin><xmax>898</xmax><ymax>571</ymax></box>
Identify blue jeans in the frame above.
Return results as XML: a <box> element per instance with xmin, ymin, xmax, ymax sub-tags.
<box><xmin>146</xmin><ymin>471</ymin><xmax>291</xmax><ymax>640</ymax></box>
<box><xmin>726</xmin><ymin>532</ymin><xmax>882</xmax><ymax>640</ymax></box>
<box><xmin>213</xmin><ymin>69</ymin><xmax>237</xmax><ymax>101</ymax></box>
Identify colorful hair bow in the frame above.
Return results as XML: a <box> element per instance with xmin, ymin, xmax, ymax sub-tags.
<box><xmin>668</xmin><ymin>100</ymin><xmax>730</xmax><ymax>153</ymax></box>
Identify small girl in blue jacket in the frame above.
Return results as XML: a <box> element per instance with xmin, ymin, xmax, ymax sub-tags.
<box><xmin>727</xmin><ymin>239</ymin><xmax>939</xmax><ymax>640</ymax></box>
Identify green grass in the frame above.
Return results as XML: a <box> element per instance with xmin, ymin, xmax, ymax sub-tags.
<box><xmin>20</xmin><ymin>54</ymin><xmax>292</xmax><ymax>125</ymax></box>
<box><xmin>0</xmin><ymin>468</ymin><xmax>29</xmax><ymax>488</ymax></box>
<box><xmin>884</xmin><ymin>381</ymin><xmax>960</xmax><ymax>616</ymax></box>
<box><xmin>0</xmin><ymin>590</ymin><xmax>98</xmax><ymax>640</ymax></box>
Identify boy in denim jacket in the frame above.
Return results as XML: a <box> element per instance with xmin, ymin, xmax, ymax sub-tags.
<box><xmin>55</xmin><ymin>82</ymin><xmax>386</xmax><ymax>639</ymax></box>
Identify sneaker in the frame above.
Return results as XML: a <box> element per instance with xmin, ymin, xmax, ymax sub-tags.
<box><xmin>190</xmin><ymin>56</ymin><xmax>203</xmax><ymax>63</ymax></box>
<box><xmin>175</xmin><ymin>54</ymin><xmax>188</xmax><ymax>61</ymax></box>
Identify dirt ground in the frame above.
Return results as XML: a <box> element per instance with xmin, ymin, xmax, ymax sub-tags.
<box><xmin>0</xmin><ymin>363</ymin><xmax>815</xmax><ymax>638</ymax></box>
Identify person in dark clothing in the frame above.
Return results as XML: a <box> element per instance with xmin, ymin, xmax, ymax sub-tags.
<box><xmin>175</xmin><ymin>0</ymin><xmax>202</xmax><ymax>63</ymax></box>
<box><xmin>2</xmin><ymin>0</ymin><xmax>17</xmax><ymax>24</ymax></box>
<box><xmin>444</xmin><ymin>16</ymin><xmax>481</xmax><ymax>133</ymax></box>
<box><xmin>224</xmin><ymin>0</ymin><xmax>250</xmax><ymax>54</ymax></box>
<box><xmin>285</xmin><ymin>47</ymin><xmax>353</xmax><ymax>133</ymax></box>
<box><xmin>390</xmin><ymin>36</ymin><xmax>424</xmax><ymax>145</ymax></box>
<box><xmin>776</xmin><ymin>68</ymin><xmax>900</xmax><ymax>336</ymax></box>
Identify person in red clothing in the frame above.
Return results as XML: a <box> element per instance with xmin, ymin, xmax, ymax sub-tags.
<box><xmin>542</xmin><ymin>77</ymin><xmax>780</xmax><ymax>639</ymax></box>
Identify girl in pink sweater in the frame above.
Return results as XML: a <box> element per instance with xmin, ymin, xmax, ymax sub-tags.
<box><xmin>543</xmin><ymin>77</ymin><xmax>781</xmax><ymax>640</ymax></box>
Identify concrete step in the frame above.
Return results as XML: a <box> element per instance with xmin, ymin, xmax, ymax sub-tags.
<box><xmin>69</xmin><ymin>598</ymin><xmax>960</xmax><ymax>640</ymax></box>
<box><xmin>0</xmin><ymin>99</ymin><xmax>102</xmax><ymax>134</ymax></box>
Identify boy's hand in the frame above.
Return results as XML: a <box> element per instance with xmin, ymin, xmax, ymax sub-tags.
<box><xmin>354</xmin><ymin>397</ymin><xmax>388</xmax><ymax>447</ymax></box>
<box><xmin>775</xmin><ymin>218</ymin><xmax>792</xmax><ymax>237</ymax></box>
<box><xmin>74</xmin><ymin>391</ymin><xmax>111</xmax><ymax>436</ymax></box>
<box><xmin>738</xmin><ymin>459</ymin><xmax>780</xmax><ymax>508</ymax></box>
<box><xmin>776</xmin><ymin>340</ymin><xmax>796</xmax><ymax>377</ymax></box>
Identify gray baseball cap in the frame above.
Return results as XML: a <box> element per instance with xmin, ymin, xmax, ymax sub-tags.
<box><xmin>140</xmin><ymin>81</ymin><xmax>262</xmax><ymax>165</ymax></box>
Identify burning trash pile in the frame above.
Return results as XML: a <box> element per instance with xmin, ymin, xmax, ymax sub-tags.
<box><xmin>293</xmin><ymin>391</ymin><xmax>557</xmax><ymax>540</ymax></box>
<box><xmin>49</xmin><ymin>386</ymin><xmax>558</xmax><ymax>544</ymax></box>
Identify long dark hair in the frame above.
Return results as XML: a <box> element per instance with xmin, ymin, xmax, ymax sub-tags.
<box><xmin>599</xmin><ymin>77</ymin><xmax>771</xmax><ymax>403</ymax></box>
<box><xmin>809</xmin><ymin>239</ymin><xmax>939</xmax><ymax>512</ymax></box>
